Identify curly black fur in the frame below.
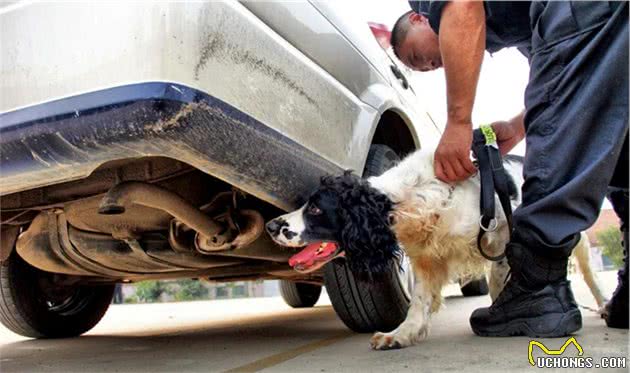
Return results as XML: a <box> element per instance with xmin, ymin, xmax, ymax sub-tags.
<box><xmin>320</xmin><ymin>171</ymin><xmax>402</xmax><ymax>282</ymax></box>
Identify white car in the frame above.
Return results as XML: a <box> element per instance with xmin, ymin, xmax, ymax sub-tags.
<box><xmin>0</xmin><ymin>1</ymin><xmax>453</xmax><ymax>338</ymax></box>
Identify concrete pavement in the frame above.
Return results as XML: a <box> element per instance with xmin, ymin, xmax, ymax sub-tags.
<box><xmin>0</xmin><ymin>271</ymin><xmax>627</xmax><ymax>373</ymax></box>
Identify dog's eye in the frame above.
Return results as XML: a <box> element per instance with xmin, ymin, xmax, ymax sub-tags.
<box><xmin>307</xmin><ymin>204</ymin><xmax>322</xmax><ymax>215</ymax></box>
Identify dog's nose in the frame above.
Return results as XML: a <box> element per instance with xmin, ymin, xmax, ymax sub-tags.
<box><xmin>266</xmin><ymin>220</ymin><xmax>281</xmax><ymax>236</ymax></box>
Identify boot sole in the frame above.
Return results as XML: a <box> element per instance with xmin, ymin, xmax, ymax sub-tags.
<box><xmin>473</xmin><ymin>308</ymin><xmax>582</xmax><ymax>337</ymax></box>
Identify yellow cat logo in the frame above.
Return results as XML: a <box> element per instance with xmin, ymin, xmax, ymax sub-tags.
<box><xmin>528</xmin><ymin>337</ymin><xmax>584</xmax><ymax>366</ymax></box>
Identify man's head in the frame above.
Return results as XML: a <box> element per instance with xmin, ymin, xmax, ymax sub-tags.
<box><xmin>391</xmin><ymin>11</ymin><xmax>442</xmax><ymax>72</ymax></box>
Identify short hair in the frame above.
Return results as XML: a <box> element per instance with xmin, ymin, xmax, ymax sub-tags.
<box><xmin>391</xmin><ymin>10</ymin><xmax>414</xmax><ymax>60</ymax></box>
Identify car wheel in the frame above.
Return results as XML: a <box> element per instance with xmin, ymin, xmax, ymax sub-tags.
<box><xmin>0</xmin><ymin>252</ymin><xmax>115</xmax><ymax>338</ymax></box>
<box><xmin>460</xmin><ymin>276</ymin><xmax>490</xmax><ymax>297</ymax></box>
<box><xmin>279</xmin><ymin>280</ymin><xmax>322</xmax><ymax>308</ymax></box>
<box><xmin>324</xmin><ymin>144</ymin><xmax>412</xmax><ymax>332</ymax></box>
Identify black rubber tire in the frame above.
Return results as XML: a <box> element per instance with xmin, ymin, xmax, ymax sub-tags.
<box><xmin>324</xmin><ymin>144</ymin><xmax>411</xmax><ymax>333</ymax></box>
<box><xmin>460</xmin><ymin>277</ymin><xmax>490</xmax><ymax>297</ymax></box>
<box><xmin>0</xmin><ymin>252</ymin><xmax>115</xmax><ymax>338</ymax></box>
<box><xmin>279</xmin><ymin>280</ymin><xmax>322</xmax><ymax>308</ymax></box>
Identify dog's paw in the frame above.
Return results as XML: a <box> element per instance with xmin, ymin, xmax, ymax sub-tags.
<box><xmin>370</xmin><ymin>331</ymin><xmax>405</xmax><ymax>350</ymax></box>
<box><xmin>369</xmin><ymin>327</ymin><xmax>428</xmax><ymax>351</ymax></box>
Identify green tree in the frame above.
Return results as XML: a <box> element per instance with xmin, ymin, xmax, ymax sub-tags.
<box><xmin>173</xmin><ymin>279</ymin><xmax>209</xmax><ymax>301</ymax></box>
<box><xmin>135</xmin><ymin>280</ymin><xmax>166</xmax><ymax>303</ymax></box>
<box><xmin>597</xmin><ymin>227</ymin><xmax>624</xmax><ymax>268</ymax></box>
<box><xmin>123</xmin><ymin>295</ymin><xmax>139</xmax><ymax>304</ymax></box>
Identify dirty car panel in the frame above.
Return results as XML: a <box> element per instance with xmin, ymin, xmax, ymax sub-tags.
<box><xmin>0</xmin><ymin>0</ymin><xmax>440</xmax><ymax>338</ymax></box>
<box><xmin>0</xmin><ymin>82</ymin><xmax>341</xmax><ymax>211</ymax></box>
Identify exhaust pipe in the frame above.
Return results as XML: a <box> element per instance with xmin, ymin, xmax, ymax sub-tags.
<box><xmin>99</xmin><ymin>181</ymin><xmax>223</xmax><ymax>239</ymax></box>
<box><xmin>195</xmin><ymin>209</ymin><xmax>264</xmax><ymax>253</ymax></box>
<box><xmin>99</xmin><ymin>181</ymin><xmax>263</xmax><ymax>252</ymax></box>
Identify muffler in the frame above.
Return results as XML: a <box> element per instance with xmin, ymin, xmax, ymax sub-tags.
<box><xmin>16</xmin><ymin>211</ymin><xmax>244</xmax><ymax>277</ymax></box>
<box><xmin>195</xmin><ymin>209</ymin><xmax>264</xmax><ymax>253</ymax></box>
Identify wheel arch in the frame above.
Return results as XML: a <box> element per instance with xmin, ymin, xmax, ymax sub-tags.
<box><xmin>369</xmin><ymin>109</ymin><xmax>419</xmax><ymax>158</ymax></box>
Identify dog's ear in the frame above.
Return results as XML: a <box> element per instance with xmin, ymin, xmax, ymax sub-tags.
<box><xmin>337</xmin><ymin>181</ymin><xmax>401</xmax><ymax>283</ymax></box>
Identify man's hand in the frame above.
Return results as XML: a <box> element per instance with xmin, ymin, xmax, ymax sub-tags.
<box><xmin>434</xmin><ymin>2</ymin><xmax>485</xmax><ymax>184</ymax></box>
<box><xmin>434</xmin><ymin>122</ymin><xmax>477</xmax><ymax>183</ymax></box>
<box><xmin>490</xmin><ymin>111</ymin><xmax>526</xmax><ymax>155</ymax></box>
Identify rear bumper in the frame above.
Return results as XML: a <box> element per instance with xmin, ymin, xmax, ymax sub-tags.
<box><xmin>0</xmin><ymin>82</ymin><xmax>341</xmax><ymax>210</ymax></box>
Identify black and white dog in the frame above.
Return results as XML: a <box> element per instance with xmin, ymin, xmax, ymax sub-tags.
<box><xmin>266</xmin><ymin>148</ymin><xmax>604</xmax><ymax>350</ymax></box>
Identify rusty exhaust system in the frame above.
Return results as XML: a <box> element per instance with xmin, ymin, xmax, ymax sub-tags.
<box><xmin>99</xmin><ymin>181</ymin><xmax>263</xmax><ymax>253</ymax></box>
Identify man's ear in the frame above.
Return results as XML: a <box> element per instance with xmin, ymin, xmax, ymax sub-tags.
<box><xmin>408</xmin><ymin>12</ymin><xmax>426</xmax><ymax>25</ymax></box>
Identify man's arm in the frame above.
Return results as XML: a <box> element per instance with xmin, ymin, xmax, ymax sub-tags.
<box><xmin>491</xmin><ymin>110</ymin><xmax>526</xmax><ymax>155</ymax></box>
<box><xmin>434</xmin><ymin>1</ymin><xmax>486</xmax><ymax>183</ymax></box>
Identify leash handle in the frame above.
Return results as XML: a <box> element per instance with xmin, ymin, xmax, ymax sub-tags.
<box><xmin>472</xmin><ymin>126</ymin><xmax>512</xmax><ymax>262</ymax></box>
<box><xmin>473</xmin><ymin>129</ymin><xmax>496</xmax><ymax>229</ymax></box>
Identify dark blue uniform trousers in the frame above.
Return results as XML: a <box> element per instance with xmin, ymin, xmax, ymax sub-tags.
<box><xmin>513</xmin><ymin>2</ymin><xmax>629</xmax><ymax>257</ymax></box>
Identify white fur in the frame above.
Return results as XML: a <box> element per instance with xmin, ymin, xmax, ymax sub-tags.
<box><xmin>371</xmin><ymin>271</ymin><xmax>432</xmax><ymax>349</ymax></box>
<box><xmin>366</xmin><ymin>148</ymin><xmax>604</xmax><ymax>350</ymax></box>
<box><xmin>273</xmin><ymin>205</ymin><xmax>307</xmax><ymax>247</ymax></box>
<box><xmin>270</xmin><ymin>147</ymin><xmax>605</xmax><ymax>350</ymax></box>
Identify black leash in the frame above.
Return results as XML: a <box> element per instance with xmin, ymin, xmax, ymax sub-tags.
<box><xmin>470</xmin><ymin>126</ymin><xmax>513</xmax><ymax>262</ymax></box>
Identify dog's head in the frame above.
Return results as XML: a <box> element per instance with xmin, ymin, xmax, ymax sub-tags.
<box><xmin>266</xmin><ymin>171</ymin><xmax>401</xmax><ymax>281</ymax></box>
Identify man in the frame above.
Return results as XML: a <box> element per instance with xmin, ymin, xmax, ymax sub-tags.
<box><xmin>391</xmin><ymin>1</ymin><xmax>628</xmax><ymax>336</ymax></box>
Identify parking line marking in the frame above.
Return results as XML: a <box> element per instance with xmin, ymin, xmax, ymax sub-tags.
<box><xmin>224</xmin><ymin>332</ymin><xmax>352</xmax><ymax>373</ymax></box>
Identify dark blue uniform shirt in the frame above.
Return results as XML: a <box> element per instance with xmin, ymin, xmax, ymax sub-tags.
<box><xmin>409</xmin><ymin>1</ymin><xmax>532</xmax><ymax>56</ymax></box>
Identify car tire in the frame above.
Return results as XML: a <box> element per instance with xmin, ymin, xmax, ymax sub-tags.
<box><xmin>279</xmin><ymin>280</ymin><xmax>322</xmax><ymax>308</ymax></box>
<box><xmin>0</xmin><ymin>252</ymin><xmax>115</xmax><ymax>338</ymax></box>
<box><xmin>460</xmin><ymin>277</ymin><xmax>490</xmax><ymax>297</ymax></box>
<box><xmin>324</xmin><ymin>144</ymin><xmax>412</xmax><ymax>333</ymax></box>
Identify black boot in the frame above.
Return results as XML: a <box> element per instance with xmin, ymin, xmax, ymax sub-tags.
<box><xmin>470</xmin><ymin>242</ymin><xmax>582</xmax><ymax>337</ymax></box>
<box><xmin>604</xmin><ymin>188</ymin><xmax>628</xmax><ymax>329</ymax></box>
